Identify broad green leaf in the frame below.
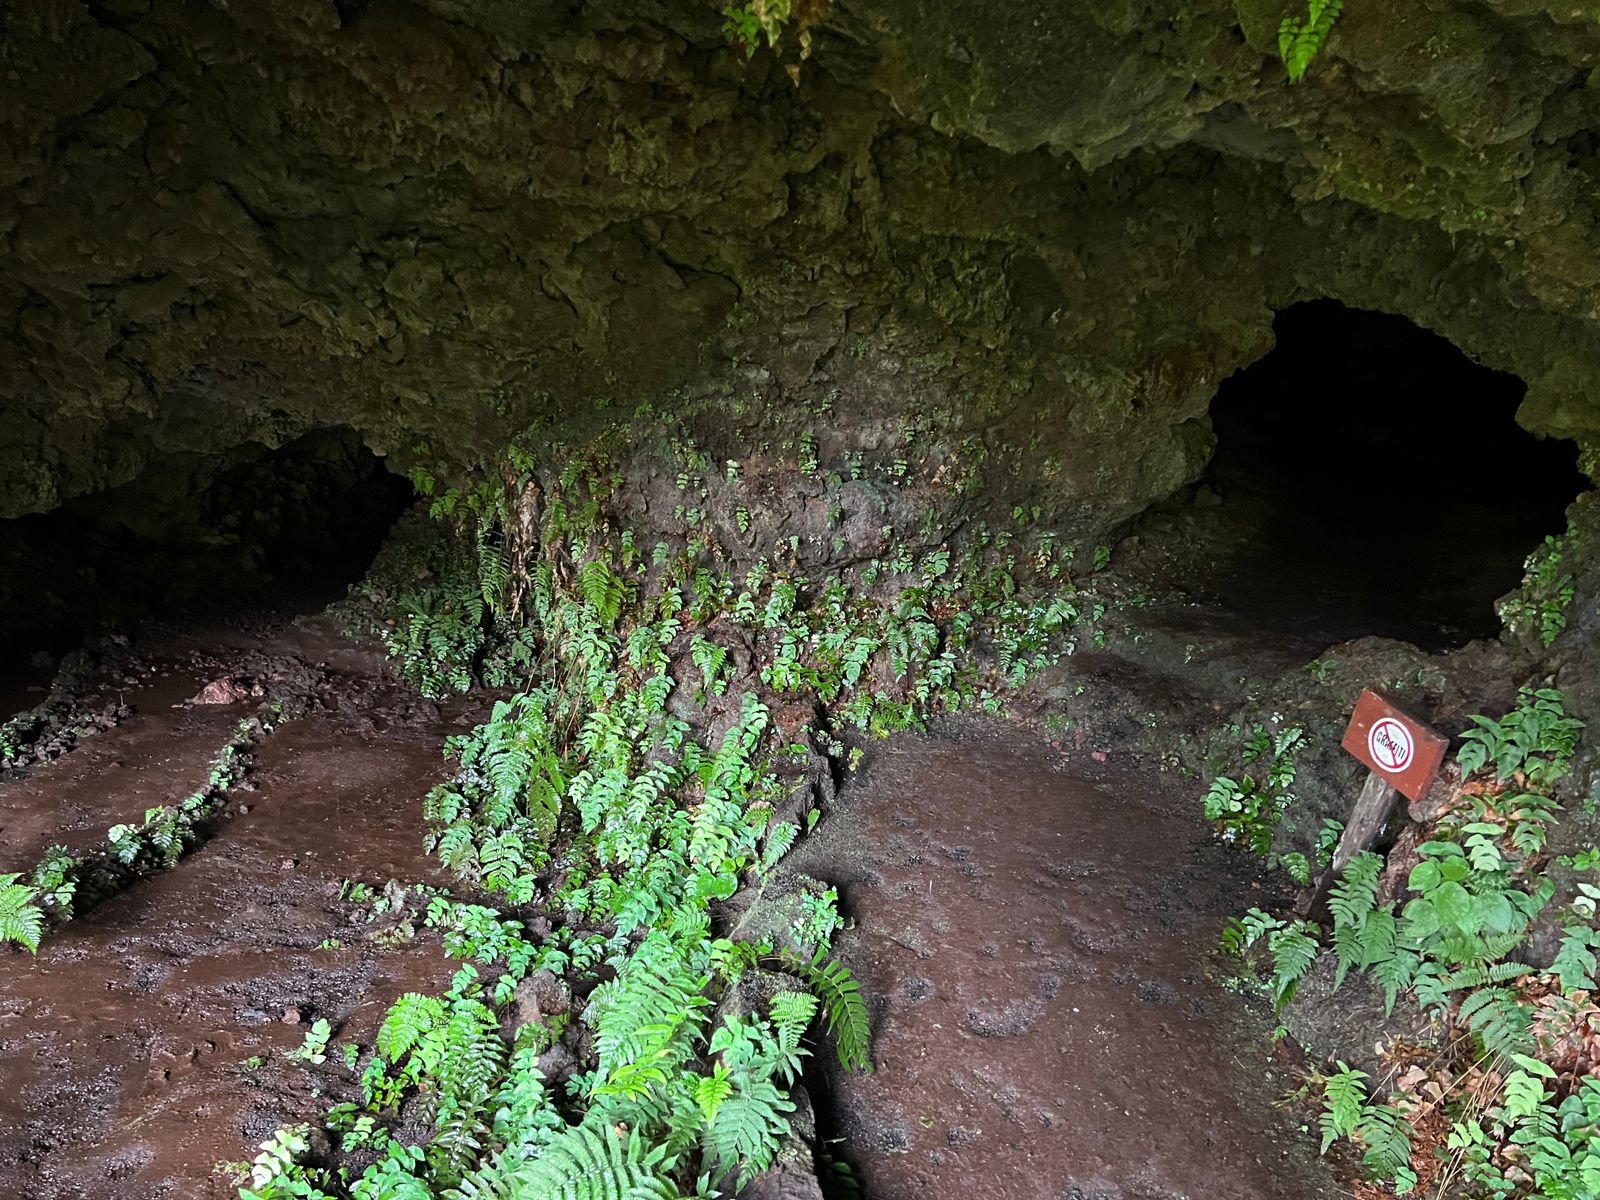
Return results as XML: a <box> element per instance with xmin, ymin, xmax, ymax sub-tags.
<box><xmin>1432</xmin><ymin>881</ymin><xmax>1473</xmax><ymax>928</ymax></box>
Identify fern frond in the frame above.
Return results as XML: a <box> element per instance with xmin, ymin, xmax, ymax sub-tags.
<box><xmin>703</xmin><ymin>1076</ymin><xmax>793</xmax><ymax>1185</ymax></box>
<box><xmin>1279</xmin><ymin>0</ymin><xmax>1343</xmax><ymax>83</ymax></box>
<box><xmin>513</xmin><ymin>1120</ymin><xmax>680</xmax><ymax>1199</ymax></box>
<box><xmin>590</xmin><ymin>934</ymin><xmax>712</xmax><ymax>1084</ymax></box>
<box><xmin>378</xmin><ymin>993</ymin><xmax>447</xmax><ymax>1064</ymax></box>
<box><xmin>1320</xmin><ymin>1062</ymin><xmax>1368</xmax><ymax>1152</ymax></box>
<box><xmin>1329</xmin><ymin>852</ymin><xmax>1382</xmax><ymax>933</ymax></box>
<box><xmin>776</xmin><ymin>947</ymin><xmax>871</xmax><ymax>1072</ymax></box>
<box><xmin>1437</xmin><ymin>961</ymin><xmax>1533</xmax><ymax>993</ymax></box>
<box><xmin>1268</xmin><ymin>923</ymin><xmax>1319</xmax><ymax>1013</ymax></box>
<box><xmin>1457</xmin><ymin>986</ymin><xmax>1535</xmax><ymax>1058</ymax></box>
<box><xmin>0</xmin><ymin>874</ymin><xmax>44</xmax><ymax>952</ymax></box>
<box><xmin>1356</xmin><ymin>1102</ymin><xmax>1412</xmax><ymax>1181</ymax></box>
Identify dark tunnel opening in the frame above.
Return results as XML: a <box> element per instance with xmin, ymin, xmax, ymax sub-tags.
<box><xmin>1186</xmin><ymin>299</ymin><xmax>1588</xmax><ymax>653</ymax></box>
<box><xmin>0</xmin><ymin>428</ymin><xmax>413</xmax><ymax>685</ymax></box>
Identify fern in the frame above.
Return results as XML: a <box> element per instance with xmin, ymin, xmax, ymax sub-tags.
<box><xmin>1320</xmin><ymin>1063</ymin><xmax>1368</xmax><ymax>1152</ymax></box>
<box><xmin>1457</xmin><ymin>986</ymin><xmax>1536</xmax><ymax>1058</ymax></box>
<box><xmin>1553</xmin><ymin>925</ymin><xmax>1600</xmax><ymax>991</ymax></box>
<box><xmin>1329</xmin><ymin>851</ymin><xmax>1391</xmax><ymax>988</ymax></box>
<box><xmin>759</xmin><ymin>821</ymin><xmax>800</xmax><ymax>874</ymax></box>
<box><xmin>703</xmin><ymin>1076</ymin><xmax>793</xmax><ymax>1185</ymax></box>
<box><xmin>1373</xmin><ymin>947</ymin><xmax>1420</xmax><ymax>1016</ymax></box>
<box><xmin>1356</xmin><ymin>1102</ymin><xmax>1413</xmax><ymax>1182</ymax></box>
<box><xmin>1279</xmin><ymin>0</ymin><xmax>1342</xmax><ymax>83</ymax></box>
<box><xmin>1437</xmin><ymin>961</ymin><xmax>1532</xmax><ymax>993</ymax></box>
<box><xmin>757</xmin><ymin>990</ymin><xmax>818</xmax><ymax>1085</ymax></box>
<box><xmin>579</xmin><ymin>558</ymin><xmax>629</xmax><ymax>628</ymax></box>
<box><xmin>477</xmin><ymin>525</ymin><xmax>512</xmax><ymax>620</ymax></box>
<box><xmin>776</xmin><ymin>947</ymin><xmax>871</xmax><ymax>1072</ymax></box>
<box><xmin>590</xmin><ymin>934</ymin><xmax>713</xmax><ymax>1085</ymax></box>
<box><xmin>512</xmin><ymin>1120</ymin><xmax>680</xmax><ymax>1200</ymax></box>
<box><xmin>436</xmin><ymin>998</ymin><xmax>506</xmax><ymax>1113</ymax></box>
<box><xmin>0</xmin><ymin>873</ymin><xmax>44</xmax><ymax>952</ymax></box>
<box><xmin>690</xmin><ymin>635</ymin><xmax>730</xmax><ymax>696</ymax></box>
<box><xmin>1329</xmin><ymin>852</ymin><xmax>1382</xmax><ymax>932</ymax></box>
<box><xmin>1267</xmin><ymin>922</ymin><xmax>1319</xmax><ymax>1013</ymax></box>
<box><xmin>378</xmin><ymin>993</ymin><xmax>447</xmax><ymax>1064</ymax></box>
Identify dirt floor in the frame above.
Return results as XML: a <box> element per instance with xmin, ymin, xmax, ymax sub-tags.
<box><xmin>0</xmin><ymin>619</ymin><xmax>487</xmax><ymax>1200</ymax></box>
<box><xmin>2</xmin><ymin>617</ymin><xmax>1343</xmax><ymax>1200</ymax></box>
<box><xmin>792</xmin><ymin>727</ymin><xmax>1342</xmax><ymax>1200</ymax></box>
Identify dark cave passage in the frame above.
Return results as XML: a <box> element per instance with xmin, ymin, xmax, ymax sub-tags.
<box><xmin>0</xmin><ymin>428</ymin><xmax>413</xmax><ymax>683</ymax></box>
<box><xmin>1179</xmin><ymin>299</ymin><xmax>1588</xmax><ymax>653</ymax></box>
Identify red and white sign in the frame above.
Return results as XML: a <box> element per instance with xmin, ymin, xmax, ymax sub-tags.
<box><xmin>1367</xmin><ymin>718</ymin><xmax>1414</xmax><ymax>773</ymax></box>
<box><xmin>1341</xmin><ymin>689</ymin><xmax>1448</xmax><ymax>801</ymax></box>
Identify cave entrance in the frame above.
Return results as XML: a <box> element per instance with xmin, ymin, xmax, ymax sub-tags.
<box><xmin>0</xmin><ymin>428</ymin><xmax>413</xmax><ymax>683</ymax></box>
<box><xmin>1183</xmin><ymin>300</ymin><xmax>1586</xmax><ymax>654</ymax></box>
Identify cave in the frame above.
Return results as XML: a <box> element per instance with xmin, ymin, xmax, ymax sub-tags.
<box><xmin>0</xmin><ymin>428</ymin><xmax>412</xmax><ymax>683</ymax></box>
<box><xmin>1173</xmin><ymin>300</ymin><xmax>1588</xmax><ymax>654</ymax></box>
<box><xmin>6</xmin><ymin>6</ymin><xmax>1600</xmax><ymax>1200</ymax></box>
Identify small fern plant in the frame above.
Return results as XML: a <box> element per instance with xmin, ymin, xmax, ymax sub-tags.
<box><xmin>0</xmin><ymin>874</ymin><xmax>44</xmax><ymax>952</ymax></box>
<box><xmin>1319</xmin><ymin>1063</ymin><xmax>1416</xmax><ymax>1192</ymax></box>
<box><xmin>1279</xmin><ymin>0</ymin><xmax>1342</xmax><ymax>83</ymax></box>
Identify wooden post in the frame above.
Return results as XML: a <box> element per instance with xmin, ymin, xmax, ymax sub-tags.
<box><xmin>1299</xmin><ymin>772</ymin><xmax>1400</xmax><ymax>921</ymax></box>
<box><xmin>1331</xmin><ymin>772</ymin><xmax>1401</xmax><ymax>875</ymax></box>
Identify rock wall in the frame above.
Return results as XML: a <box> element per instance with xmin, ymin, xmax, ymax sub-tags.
<box><xmin>3</xmin><ymin>0</ymin><xmax>1599</xmax><ymax>528</ymax></box>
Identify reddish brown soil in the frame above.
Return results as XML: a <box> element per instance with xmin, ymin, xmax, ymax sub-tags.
<box><xmin>4</xmin><ymin>625</ymin><xmax>1339</xmax><ymax>1200</ymax></box>
<box><xmin>0</xmin><ymin>620</ymin><xmax>488</xmax><ymax>1200</ymax></box>
<box><xmin>792</xmin><ymin>726</ymin><xmax>1341</xmax><ymax>1200</ymax></box>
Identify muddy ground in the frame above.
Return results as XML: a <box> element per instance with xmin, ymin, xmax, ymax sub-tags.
<box><xmin>792</xmin><ymin>728</ymin><xmax>1339</xmax><ymax>1200</ymax></box>
<box><xmin>0</xmin><ymin>620</ymin><xmax>487</xmax><ymax>1199</ymax></box>
<box><xmin>2</xmin><ymin>612</ymin><xmax>1348</xmax><ymax>1199</ymax></box>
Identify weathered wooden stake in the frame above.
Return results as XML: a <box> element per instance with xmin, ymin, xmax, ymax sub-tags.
<box><xmin>1331</xmin><ymin>772</ymin><xmax>1402</xmax><ymax>875</ymax></box>
<box><xmin>1299</xmin><ymin>772</ymin><xmax>1400</xmax><ymax>920</ymax></box>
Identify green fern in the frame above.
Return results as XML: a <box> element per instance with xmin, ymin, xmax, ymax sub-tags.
<box><xmin>1356</xmin><ymin>1102</ymin><xmax>1413</xmax><ymax>1183</ymax></box>
<box><xmin>1458</xmin><ymin>986</ymin><xmax>1536</xmax><ymax>1058</ymax></box>
<box><xmin>512</xmin><ymin>1120</ymin><xmax>680</xmax><ymax>1200</ymax></box>
<box><xmin>1373</xmin><ymin>948</ymin><xmax>1420</xmax><ymax>1016</ymax></box>
<box><xmin>1329</xmin><ymin>852</ymin><xmax>1382</xmax><ymax>932</ymax></box>
<box><xmin>690</xmin><ymin>635</ymin><xmax>730</xmax><ymax>696</ymax></box>
<box><xmin>1278</xmin><ymin>0</ymin><xmax>1342</xmax><ymax>83</ymax></box>
<box><xmin>1553</xmin><ymin>925</ymin><xmax>1600</xmax><ymax>991</ymax></box>
<box><xmin>703</xmin><ymin>1076</ymin><xmax>794</xmax><ymax>1185</ymax></box>
<box><xmin>776</xmin><ymin>947</ymin><xmax>871</xmax><ymax>1072</ymax></box>
<box><xmin>579</xmin><ymin>558</ymin><xmax>629</xmax><ymax>628</ymax></box>
<box><xmin>590</xmin><ymin>934</ymin><xmax>713</xmax><ymax>1086</ymax></box>
<box><xmin>0</xmin><ymin>874</ymin><xmax>44</xmax><ymax>952</ymax></box>
<box><xmin>1437</xmin><ymin>961</ymin><xmax>1533</xmax><ymax>993</ymax></box>
<box><xmin>759</xmin><ymin>821</ymin><xmax>800</xmax><ymax>874</ymax></box>
<box><xmin>377</xmin><ymin>993</ymin><xmax>447</xmax><ymax>1064</ymax></box>
<box><xmin>1320</xmin><ymin>1063</ymin><xmax>1368</xmax><ymax>1152</ymax></box>
<box><xmin>1267</xmin><ymin>922</ymin><xmax>1319</xmax><ymax>1013</ymax></box>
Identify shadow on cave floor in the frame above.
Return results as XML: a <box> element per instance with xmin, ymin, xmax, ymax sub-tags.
<box><xmin>0</xmin><ymin>617</ymin><xmax>490</xmax><ymax>1199</ymax></box>
<box><xmin>0</xmin><ymin>428</ymin><xmax>503</xmax><ymax>1197</ymax></box>
<box><xmin>0</xmin><ymin>427</ymin><xmax>413</xmax><ymax>713</ymax></box>
<box><xmin>1122</xmin><ymin>300</ymin><xmax>1588</xmax><ymax>667</ymax></box>
<box><xmin>787</xmin><ymin>725</ymin><xmax>1342</xmax><ymax>1200</ymax></box>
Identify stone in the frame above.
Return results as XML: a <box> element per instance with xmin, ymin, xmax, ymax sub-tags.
<box><xmin>512</xmin><ymin>969</ymin><xmax>571</xmax><ymax>1030</ymax></box>
<box><xmin>191</xmin><ymin>677</ymin><xmax>251</xmax><ymax>705</ymax></box>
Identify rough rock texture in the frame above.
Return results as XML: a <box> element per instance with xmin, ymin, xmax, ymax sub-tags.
<box><xmin>3</xmin><ymin>0</ymin><xmax>1599</xmax><ymax>533</ymax></box>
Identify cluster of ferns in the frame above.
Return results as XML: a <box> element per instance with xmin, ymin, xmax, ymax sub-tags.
<box><xmin>241</xmin><ymin>416</ymin><xmax>1108</xmax><ymax>1200</ymax></box>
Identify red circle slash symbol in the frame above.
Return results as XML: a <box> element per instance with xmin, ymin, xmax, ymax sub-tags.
<box><xmin>1368</xmin><ymin>718</ymin><xmax>1414</xmax><ymax>774</ymax></box>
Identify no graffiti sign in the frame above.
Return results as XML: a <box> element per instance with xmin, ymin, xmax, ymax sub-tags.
<box><xmin>1340</xmin><ymin>689</ymin><xmax>1447</xmax><ymax>802</ymax></box>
